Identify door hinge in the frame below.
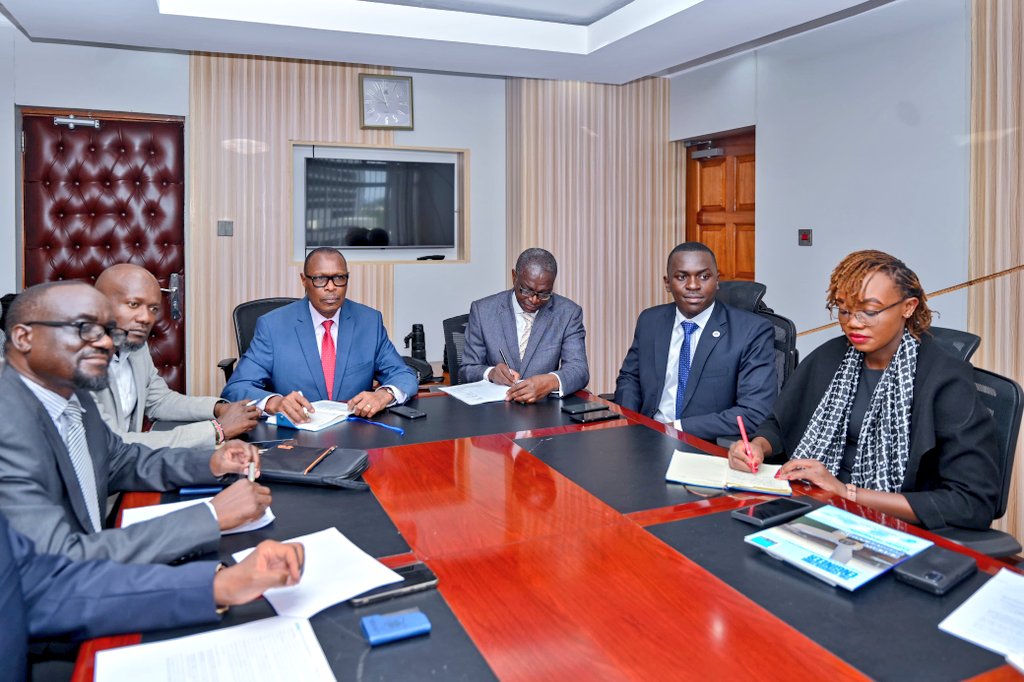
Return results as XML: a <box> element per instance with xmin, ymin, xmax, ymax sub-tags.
<box><xmin>20</xmin><ymin>130</ymin><xmax>25</xmax><ymax>154</ymax></box>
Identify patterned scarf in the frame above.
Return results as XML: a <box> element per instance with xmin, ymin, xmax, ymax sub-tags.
<box><xmin>792</xmin><ymin>330</ymin><xmax>918</xmax><ymax>492</ymax></box>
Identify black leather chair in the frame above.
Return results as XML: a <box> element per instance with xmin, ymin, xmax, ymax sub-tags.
<box><xmin>758</xmin><ymin>310</ymin><xmax>799</xmax><ymax>393</ymax></box>
<box><xmin>218</xmin><ymin>297</ymin><xmax>298</xmax><ymax>382</ymax></box>
<box><xmin>717</xmin><ymin>281</ymin><xmax>767</xmax><ymax>312</ymax></box>
<box><xmin>442</xmin><ymin>314</ymin><xmax>470</xmax><ymax>386</ymax></box>
<box><xmin>928</xmin><ymin>326</ymin><xmax>981</xmax><ymax>362</ymax></box>
<box><xmin>933</xmin><ymin>366</ymin><xmax>1023</xmax><ymax>557</ymax></box>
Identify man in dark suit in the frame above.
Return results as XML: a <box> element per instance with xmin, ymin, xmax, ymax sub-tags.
<box><xmin>0</xmin><ymin>281</ymin><xmax>270</xmax><ymax>563</ymax></box>
<box><xmin>460</xmin><ymin>248</ymin><xmax>589</xmax><ymax>403</ymax></box>
<box><xmin>614</xmin><ymin>242</ymin><xmax>777</xmax><ymax>441</ymax></box>
<box><xmin>221</xmin><ymin>247</ymin><xmax>418</xmax><ymax>424</ymax></box>
<box><xmin>1</xmin><ymin>511</ymin><xmax>304</xmax><ymax>682</ymax></box>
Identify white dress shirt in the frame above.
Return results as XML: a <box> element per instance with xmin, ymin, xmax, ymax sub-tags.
<box><xmin>108</xmin><ymin>350</ymin><xmax>138</xmax><ymax>430</ymax></box>
<box><xmin>654</xmin><ymin>302</ymin><xmax>716</xmax><ymax>423</ymax></box>
<box><xmin>484</xmin><ymin>292</ymin><xmax>563</xmax><ymax>395</ymax></box>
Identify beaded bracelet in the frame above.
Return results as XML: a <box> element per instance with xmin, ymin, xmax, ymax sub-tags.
<box><xmin>211</xmin><ymin>418</ymin><xmax>226</xmax><ymax>446</ymax></box>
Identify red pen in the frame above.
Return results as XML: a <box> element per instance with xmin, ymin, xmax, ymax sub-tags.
<box><xmin>736</xmin><ymin>415</ymin><xmax>758</xmax><ymax>474</ymax></box>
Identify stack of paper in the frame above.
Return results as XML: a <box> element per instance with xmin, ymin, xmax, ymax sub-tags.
<box><xmin>939</xmin><ymin>569</ymin><xmax>1024</xmax><ymax>655</ymax></box>
<box><xmin>121</xmin><ymin>498</ymin><xmax>275</xmax><ymax>535</ymax></box>
<box><xmin>438</xmin><ymin>380</ymin><xmax>510</xmax><ymax>405</ymax></box>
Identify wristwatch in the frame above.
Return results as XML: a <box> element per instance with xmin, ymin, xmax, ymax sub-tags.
<box><xmin>376</xmin><ymin>386</ymin><xmax>397</xmax><ymax>403</ymax></box>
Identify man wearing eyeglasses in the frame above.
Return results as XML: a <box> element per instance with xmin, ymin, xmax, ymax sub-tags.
<box><xmin>222</xmin><ymin>247</ymin><xmax>417</xmax><ymax>423</ymax></box>
<box><xmin>460</xmin><ymin>248</ymin><xmax>589</xmax><ymax>403</ymax></box>
<box><xmin>0</xmin><ymin>281</ymin><xmax>270</xmax><ymax>563</ymax></box>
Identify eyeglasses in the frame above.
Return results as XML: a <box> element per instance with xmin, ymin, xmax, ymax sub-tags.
<box><xmin>517</xmin><ymin>285</ymin><xmax>553</xmax><ymax>302</ymax></box>
<box><xmin>304</xmin><ymin>273</ymin><xmax>350</xmax><ymax>288</ymax></box>
<box><xmin>832</xmin><ymin>298</ymin><xmax>906</xmax><ymax>326</ymax></box>
<box><xmin>25</xmin><ymin>320</ymin><xmax>128</xmax><ymax>346</ymax></box>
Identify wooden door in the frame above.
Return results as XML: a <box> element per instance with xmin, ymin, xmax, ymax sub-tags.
<box><xmin>21</xmin><ymin>111</ymin><xmax>188</xmax><ymax>392</ymax></box>
<box><xmin>685</xmin><ymin>131</ymin><xmax>755</xmax><ymax>280</ymax></box>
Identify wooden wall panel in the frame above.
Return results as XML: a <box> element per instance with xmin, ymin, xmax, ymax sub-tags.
<box><xmin>506</xmin><ymin>77</ymin><xmax>678</xmax><ymax>394</ymax></box>
<box><xmin>188</xmin><ymin>54</ymin><xmax>394</xmax><ymax>395</ymax></box>
<box><xmin>969</xmin><ymin>0</ymin><xmax>1024</xmax><ymax>541</ymax></box>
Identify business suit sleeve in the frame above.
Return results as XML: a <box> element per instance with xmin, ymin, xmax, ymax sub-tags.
<box><xmin>551</xmin><ymin>303</ymin><xmax>589</xmax><ymax>394</ymax></box>
<box><xmin>613</xmin><ymin>318</ymin><xmax>644</xmax><ymax>412</ymax></box>
<box><xmin>678</xmin><ymin>317</ymin><xmax>777</xmax><ymax>440</ymax></box>
<box><xmin>222</xmin><ymin>315</ymin><xmax>277</xmax><ymax>402</ymax></box>
<box><xmin>458</xmin><ymin>300</ymin><xmax>489</xmax><ymax>384</ymax></box>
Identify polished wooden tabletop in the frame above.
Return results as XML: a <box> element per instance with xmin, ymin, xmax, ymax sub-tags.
<box><xmin>73</xmin><ymin>392</ymin><xmax>1021</xmax><ymax>681</ymax></box>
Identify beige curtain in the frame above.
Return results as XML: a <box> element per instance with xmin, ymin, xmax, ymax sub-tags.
<box><xmin>969</xmin><ymin>0</ymin><xmax>1024</xmax><ymax>541</ymax></box>
<box><xmin>507</xmin><ymin>77</ymin><xmax>679</xmax><ymax>394</ymax></box>
<box><xmin>188</xmin><ymin>54</ymin><xmax>395</xmax><ymax>395</ymax></box>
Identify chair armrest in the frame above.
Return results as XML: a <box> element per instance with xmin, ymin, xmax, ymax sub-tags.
<box><xmin>217</xmin><ymin>358</ymin><xmax>237</xmax><ymax>382</ymax></box>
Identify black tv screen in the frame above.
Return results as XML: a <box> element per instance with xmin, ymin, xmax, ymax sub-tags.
<box><xmin>304</xmin><ymin>158</ymin><xmax>456</xmax><ymax>249</ymax></box>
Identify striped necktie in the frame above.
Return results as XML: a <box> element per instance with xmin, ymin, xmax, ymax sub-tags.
<box><xmin>675</xmin><ymin>321</ymin><xmax>699</xmax><ymax>419</ymax></box>
<box><xmin>518</xmin><ymin>312</ymin><xmax>534</xmax><ymax>361</ymax></box>
<box><xmin>62</xmin><ymin>399</ymin><xmax>103</xmax><ymax>533</ymax></box>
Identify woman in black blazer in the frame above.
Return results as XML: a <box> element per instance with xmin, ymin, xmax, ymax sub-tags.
<box><xmin>728</xmin><ymin>250</ymin><xmax>999</xmax><ymax>530</ymax></box>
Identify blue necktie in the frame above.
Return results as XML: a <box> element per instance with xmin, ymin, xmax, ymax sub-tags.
<box><xmin>675</xmin><ymin>321</ymin><xmax>699</xmax><ymax>419</ymax></box>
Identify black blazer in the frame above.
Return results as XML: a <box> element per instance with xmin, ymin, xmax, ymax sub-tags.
<box><xmin>756</xmin><ymin>335</ymin><xmax>1000</xmax><ymax>530</ymax></box>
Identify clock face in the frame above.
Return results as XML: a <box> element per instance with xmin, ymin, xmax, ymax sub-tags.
<box><xmin>361</xmin><ymin>76</ymin><xmax>413</xmax><ymax>129</ymax></box>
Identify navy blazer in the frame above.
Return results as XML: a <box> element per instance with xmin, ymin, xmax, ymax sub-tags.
<box><xmin>222</xmin><ymin>297</ymin><xmax>418</xmax><ymax>403</ymax></box>
<box><xmin>614</xmin><ymin>302</ymin><xmax>777</xmax><ymax>440</ymax></box>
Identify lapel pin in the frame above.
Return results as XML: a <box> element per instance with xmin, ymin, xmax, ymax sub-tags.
<box><xmin>712</xmin><ymin>331</ymin><xmax>721</xmax><ymax>338</ymax></box>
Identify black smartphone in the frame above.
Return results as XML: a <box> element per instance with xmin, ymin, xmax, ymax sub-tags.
<box><xmin>894</xmin><ymin>545</ymin><xmax>977</xmax><ymax>595</ymax></box>
<box><xmin>570</xmin><ymin>409</ymin><xmax>622</xmax><ymax>424</ymax></box>
<box><xmin>390</xmin><ymin>405</ymin><xmax>427</xmax><ymax>420</ymax></box>
<box><xmin>731</xmin><ymin>498</ymin><xmax>812</xmax><ymax>527</ymax></box>
<box><xmin>561</xmin><ymin>401</ymin><xmax>609</xmax><ymax>415</ymax></box>
<box><xmin>349</xmin><ymin>562</ymin><xmax>439</xmax><ymax>606</ymax></box>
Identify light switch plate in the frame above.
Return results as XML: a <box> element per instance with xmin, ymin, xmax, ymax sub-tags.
<box><xmin>217</xmin><ymin>220</ymin><xmax>234</xmax><ymax>237</ymax></box>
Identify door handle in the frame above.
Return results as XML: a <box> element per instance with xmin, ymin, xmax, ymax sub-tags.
<box><xmin>160</xmin><ymin>272</ymin><xmax>182</xmax><ymax>321</ymax></box>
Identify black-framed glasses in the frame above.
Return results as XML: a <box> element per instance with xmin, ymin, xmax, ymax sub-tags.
<box><xmin>832</xmin><ymin>298</ymin><xmax>907</xmax><ymax>326</ymax></box>
<box><xmin>517</xmin><ymin>285</ymin><xmax>552</xmax><ymax>302</ymax></box>
<box><xmin>25</xmin><ymin>320</ymin><xmax>128</xmax><ymax>346</ymax></box>
<box><xmin>304</xmin><ymin>273</ymin><xmax>350</xmax><ymax>288</ymax></box>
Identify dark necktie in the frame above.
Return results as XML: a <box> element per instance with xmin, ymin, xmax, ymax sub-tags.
<box><xmin>321</xmin><ymin>320</ymin><xmax>336</xmax><ymax>400</ymax></box>
<box><xmin>675</xmin><ymin>321</ymin><xmax>699</xmax><ymax>419</ymax></box>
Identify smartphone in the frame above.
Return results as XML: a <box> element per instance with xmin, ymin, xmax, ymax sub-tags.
<box><xmin>731</xmin><ymin>498</ymin><xmax>812</xmax><ymax>527</ymax></box>
<box><xmin>349</xmin><ymin>562</ymin><xmax>438</xmax><ymax>606</ymax></box>
<box><xmin>561</xmin><ymin>401</ymin><xmax>609</xmax><ymax>415</ymax></box>
<box><xmin>570</xmin><ymin>409</ymin><xmax>622</xmax><ymax>424</ymax></box>
<box><xmin>894</xmin><ymin>545</ymin><xmax>977</xmax><ymax>595</ymax></box>
<box><xmin>390</xmin><ymin>405</ymin><xmax>427</xmax><ymax>420</ymax></box>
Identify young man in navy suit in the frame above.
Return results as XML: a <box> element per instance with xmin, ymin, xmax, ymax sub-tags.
<box><xmin>614</xmin><ymin>242</ymin><xmax>777</xmax><ymax>441</ymax></box>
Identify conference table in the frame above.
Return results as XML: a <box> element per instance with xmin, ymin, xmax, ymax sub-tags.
<box><xmin>73</xmin><ymin>391</ymin><xmax>1021</xmax><ymax>681</ymax></box>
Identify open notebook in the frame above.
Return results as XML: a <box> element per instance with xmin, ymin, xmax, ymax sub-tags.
<box><xmin>268</xmin><ymin>400</ymin><xmax>350</xmax><ymax>432</ymax></box>
<box><xmin>665</xmin><ymin>450</ymin><xmax>791</xmax><ymax>496</ymax></box>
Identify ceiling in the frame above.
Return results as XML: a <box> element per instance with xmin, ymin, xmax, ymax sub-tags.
<box><xmin>0</xmin><ymin>0</ymin><xmax>895</xmax><ymax>84</ymax></box>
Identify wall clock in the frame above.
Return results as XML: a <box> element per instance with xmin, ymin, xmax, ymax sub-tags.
<box><xmin>359</xmin><ymin>74</ymin><xmax>414</xmax><ymax>130</ymax></box>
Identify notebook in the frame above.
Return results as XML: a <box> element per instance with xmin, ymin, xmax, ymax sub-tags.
<box><xmin>665</xmin><ymin>450</ymin><xmax>792</xmax><ymax>495</ymax></box>
<box><xmin>267</xmin><ymin>400</ymin><xmax>350</xmax><ymax>431</ymax></box>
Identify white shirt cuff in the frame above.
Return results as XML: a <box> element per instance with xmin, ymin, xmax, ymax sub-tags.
<box><xmin>550</xmin><ymin>373</ymin><xmax>563</xmax><ymax>396</ymax></box>
<box><xmin>484</xmin><ymin>366</ymin><xmax>495</xmax><ymax>382</ymax></box>
<box><xmin>203</xmin><ymin>500</ymin><xmax>219</xmax><ymax>525</ymax></box>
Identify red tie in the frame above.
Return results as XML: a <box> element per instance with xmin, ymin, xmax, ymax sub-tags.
<box><xmin>321</xmin><ymin>320</ymin><xmax>336</xmax><ymax>400</ymax></box>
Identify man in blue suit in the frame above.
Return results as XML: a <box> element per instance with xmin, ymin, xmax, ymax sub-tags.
<box><xmin>460</xmin><ymin>248</ymin><xmax>589</xmax><ymax>403</ymax></box>
<box><xmin>222</xmin><ymin>248</ymin><xmax>417</xmax><ymax>424</ymax></box>
<box><xmin>614</xmin><ymin>243</ymin><xmax>777</xmax><ymax>441</ymax></box>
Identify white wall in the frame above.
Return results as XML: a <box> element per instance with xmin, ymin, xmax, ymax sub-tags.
<box><xmin>393</xmin><ymin>71</ymin><xmax>507</xmax><ymax>364</ymax></box>
<box><xmin>669</xmin><ymin>0</ymin><xmax>970</xmax><ymax>358</ymax></box>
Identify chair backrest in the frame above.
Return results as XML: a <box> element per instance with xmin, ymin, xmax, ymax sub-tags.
<box><xmin>717</xmin><ymin>281</ymin><xmax>768</xmax><ymax>312</ymax></box>
<box><xmin>973</xmin><ymin>367</ymin><xmax>1024</xmax><ymax>519</ymax></box>
<box><xmin>442</xmin><ymin>314</ymin><xmax>470</xmax><ymax>385</ymax></box>
<box><xmin>232</xmin><ymin>298</ymin><xmax>298</xmax><ymax>356</ymax></box>
<box><xmin>757</xmin><ymin>310</ymin><xmax>798</xmax><ymax>393</ymax></box>
<box><xmin>929</xmin><ymin>327</ymin><xmax>981</xmax><ymax>362</ymax></box>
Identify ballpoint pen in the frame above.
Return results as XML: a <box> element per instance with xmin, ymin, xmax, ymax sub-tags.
<box><xmin>347</xmin><ymin>415</ymin><xmax>405</xmax><ymax>436</ymax></box>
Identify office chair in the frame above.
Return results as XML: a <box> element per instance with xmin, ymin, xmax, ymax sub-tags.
<box><xmin>442</xmin><ymin>314</ymin><xmax>470</xmax><ymax>386</ymax></box>
<box><xmin>217</xmin><ymin>297</ymin><xmax>298</xmax><ymax>382</ymax></box>
<box><xmin>932</xmin><ymin>367</ymin><xmax>1023</xmax><ymax>557</ymax></box>
<box><xmin>757</xmin><ymin>310</ymin><xmax>799</xmax><ymax>394</ymax></box>
<box><xmin>717</xmin><ymin>280</ymin><xmax>767</xmax><ymax>312</ymax></box>
<box><xmin>928</xmin><ymin>326</ymin><xmax>981</xmax><ymax>362</ymax></box>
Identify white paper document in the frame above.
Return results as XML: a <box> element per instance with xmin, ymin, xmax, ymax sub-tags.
<box><xmin>266</xmin><ymin>400</ymin><xmax>350</xmax><ymax>431</ymax></box>
<box><xmin>121</xmin><ymin>498</ymin><xmax>275</xmax><ymax>535</ymax></box>
<box><xmin>94</xmin><ymin>616</ymin><xmax>335</xmax><ymax>682</ymax></box>
<box><xmin>438</xmin><ymin>379</ymin><xmax>510</xmax><ymax>405</ymax></box>
<box><xmin>233</xmin><ymin>527</ymin><xmax>401</xmax><ymax>619</ymax></box>
<box><xmin>939</xmin><ymin>568</ymin><xmax>1024</xmax><ymax>656</ymax></box>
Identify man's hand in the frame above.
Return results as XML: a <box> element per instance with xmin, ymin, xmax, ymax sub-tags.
<box><xmin>214</xmin><ymin>400</ymin><xmax>261</xmax><ymax>438</ymax></box>
<box><xmin>490</xmin><ymin>363</ymin><xmax>520</xmax><ymax>386</ymax></box>
<box><xmin>210</xmin><ymin>479</ymin><xmax>272</xmax><ymax>531</ymax></box>
<box><xmin>265</xmin><ymin>391</ymin><xmax>314</xmax><ymax>424</ymax></box>
<box><xmin>213</xmin><ymin>540</ymin><xmax>304</xmax><ymax>606</ymax></box>
<box><xmin>209</xmin><ymin>440</ymin><xmax>261</xmax><ymax>477</ymax></box>
<box><xmin>727</xmin><ymin>436</ymin><xmax>769</xmax><ymax>473</ymax></box>
<box><xmin>506</xmin><ymin>374</ymin><xmax>559</xmax><ymax>403</ymax></box>
<box><xmin>348</xmin><ymin>389</ymin><xmax>392</xmax><ymax>418</ymax></box>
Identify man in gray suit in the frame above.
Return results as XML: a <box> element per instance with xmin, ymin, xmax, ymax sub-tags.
<box><xmin>0</xmin><ymin>281</ymin><xmax>270</xmax><ymax>563</ymax></box>
<box><xmin>460</xmin><ymin>248</ymin><xmax>589</xmax><ymax>403</ymax></box>
<box><xmin>92</xmin><ymin>264</ymin><xmax>259</xmax><ymax>448</ymax></box>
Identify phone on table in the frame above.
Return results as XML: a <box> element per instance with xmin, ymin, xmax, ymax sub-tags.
<box><xmin>731</xmin><ymin>498</ymin><xmax>812</xmax><ymax>527</ymax></box>
<box><xmin>390</xmin><ymin>405</ymin><xmax>427</xmax><ymax>420</ymax></box>
<box><xmin>561</xmin><ymin>401</ymin><xmax>609</xmax><ymax>415</ymax></box>
<box><xmin>570</xmin><ymin>409</ymin><xmax>622</xmax><ymax>424</ymax></box>
<box><xmin>349</xmin><ymin>562</ymin><xmax>438</xmax><ymax>606</ymax></box>
<box><xmin>894</xmin><ymin>545</ymin><xmax>977</xmax><ymax>595</ymax></box>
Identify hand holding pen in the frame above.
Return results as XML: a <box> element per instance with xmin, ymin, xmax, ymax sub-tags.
<box><xmin>492</xmin><ymin>349</ymin><xmax>521</xmax><ymax>386</ymax></box>
<box><xmin>729</xmin><ymin>415</ymin><xmax>766</xmax><ymax>474</ymax></box>
<box><xmin>265</xmin><ymin>391</ymin><xmax>314</xmax><ymax>424</ymax></box>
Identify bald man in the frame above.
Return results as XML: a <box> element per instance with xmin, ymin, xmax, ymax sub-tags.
<box><xmin>93</xmin><ymin>264</ymin><xmax>259</xmax><ymax>449</ymax></box>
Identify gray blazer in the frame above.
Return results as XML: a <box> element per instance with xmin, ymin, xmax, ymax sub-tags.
<box><xmin>0</xmin><ymin>365</ymin><xmax>221</xmax><ymax>564</ymax></box>
<box><xmin>91</xmin><ymin>343</ymin><xmax>221</xmax><ymax>448</ymax></box>
<box><xmin>459</xmin><ymin>291</ymin><xmax>589</xmax><ymax>394</ymax></box>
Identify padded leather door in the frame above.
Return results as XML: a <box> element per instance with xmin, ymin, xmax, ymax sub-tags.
<box><xmin>22</xmin><ymin>113</ymin><xmax>187</xmax><ymax>391</ymax></box>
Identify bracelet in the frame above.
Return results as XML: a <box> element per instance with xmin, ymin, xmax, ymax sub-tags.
<box><xmin>845</xmin><ymin>483</ymin><xmax>857</xmax><ymax>503</ymax></box>
<box><xmin>211</xmin><ymin>419</ymin><xmax>226</xmax><ymax>446</ymax></box>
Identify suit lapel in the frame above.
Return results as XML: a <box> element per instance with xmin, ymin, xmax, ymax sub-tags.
<box><xmin>104</xmin><ymin>358</ymin><xmax>127</xmax><ymax>430</ymax></box>
<box><xmin>128</xmin><ymin>349</ymin><xmax>147</xmax><ymax>430</ymax></box>
<box><xmin>681</xmin><ymin>303</ymin><xmax>727</xmax><ymax>413</ymax></box>
<box><xmin>294</xmin><ymin>299</ymin><xmax>327</xmax><ymax>401</ymax></box>
<box><xmin>521</xmin><ymin>297</ymin><xmax>554</xmax><ymax>372</ymax></box>
<box><xmin>653</xmin><ymin>305</ymin><xmax>675</xmax><ymax>396</ymax></box>
<box><xmin>332</xmin><ymin>303</ymin><xmax>354</xmax><ymax>400</ymax></box>
<box><xmin>499</xmin><ymin>294</ymin><xmax>521</xmax><ymax>371</ymax></box>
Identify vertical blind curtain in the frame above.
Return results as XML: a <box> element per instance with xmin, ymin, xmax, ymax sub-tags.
<box><xmin>969</xmin><ymin>0</ymin><xmax>1024</xmax><ymax>540</ymax></box>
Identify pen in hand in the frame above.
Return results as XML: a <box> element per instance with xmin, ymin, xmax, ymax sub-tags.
<box><xmin>247</xmin><ymin>462</ymin><xmax>256</xmax><ymax>483</ymax></box>
<box><xmin>736</xmin><ymin>415</ymin><xmax>758</xmax><ymax>474</ymax></box>
<box><xmin>497</xmin><ymin>349</ymin><xmax>522</xmax><ymax>384</ymax></box>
